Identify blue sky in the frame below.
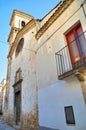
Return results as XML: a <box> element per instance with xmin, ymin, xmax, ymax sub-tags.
<box><xmin>0</xmin><ymin>0</ymin><xmax>61</xmax><ymax>83</ymax></box>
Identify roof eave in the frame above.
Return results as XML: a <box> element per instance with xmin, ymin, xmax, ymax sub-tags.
<box><xmin>36</xmin><ymin>0</ymin><xmax>74</xmax><ymax>40</ymax></box>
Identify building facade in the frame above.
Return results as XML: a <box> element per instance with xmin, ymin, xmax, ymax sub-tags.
<box><xmin>0</xmin><ymin>85</ymin><xmax>2</xmax><ymax>115</ymax></box>
<box><xmin>7</xmin><ymin>0</ymin><xmax>86</xmax><ymax>130</ymax></box>
<box><xmin>0</xmin><ymin>79</ymin><xmax>7</xmax><ymax>117</ymax></box>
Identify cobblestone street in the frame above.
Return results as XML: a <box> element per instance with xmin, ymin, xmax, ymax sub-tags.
<box><xmin>0</xmin><ymin>116</ymin><xmax>16</xmax><ymax>130</ymax></box>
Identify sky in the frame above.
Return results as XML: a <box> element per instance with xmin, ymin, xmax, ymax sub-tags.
<box><xmin>0</xmin><ymin>0</ymin><xmax>61</xmax><ymax>83</ymax></box>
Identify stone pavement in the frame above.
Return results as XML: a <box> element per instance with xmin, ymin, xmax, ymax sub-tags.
<box><xmin>0</xmin><ymin>115</ymin><xmax>59</xmax><ymax>130</ymax></box>
<box><xmin>0</xmin><ymin>116</ymin><xmax>16</xmax><ymax>130</ymax></box>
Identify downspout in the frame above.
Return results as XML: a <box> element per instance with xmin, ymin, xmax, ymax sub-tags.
<box><xmin>81</xmin><ymin>0</ymin><xmax>86</xmax><ymax>18</ymax></box>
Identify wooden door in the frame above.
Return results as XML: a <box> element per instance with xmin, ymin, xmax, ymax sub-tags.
<box><xmin>66</xmin><ymin>24</ymin><xmax>84</xmax><ymax>67</ymax></box>
<box><xmin>15</xmin><ymin>91</ymin><xmax>21</xmax><ymax>125</ymax></box>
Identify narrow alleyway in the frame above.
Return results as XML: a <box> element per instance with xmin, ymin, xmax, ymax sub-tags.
<box><xmin>0</xmin><ymin>115</ymin><xmax>59</xmax><ymax>130</ymax></box>
<box><xmin>0</xmin><ymin>116</ymin><xmax>16</xmax><ymax>130</ymax></box>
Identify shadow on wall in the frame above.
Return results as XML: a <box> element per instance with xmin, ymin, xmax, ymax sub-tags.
<box><xmin>39</xmin><ymin>126</ymin><xmax>60</xmax><ymax>130</ymax></box>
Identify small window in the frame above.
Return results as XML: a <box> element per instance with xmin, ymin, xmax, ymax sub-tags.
<box><xmin>21</xmin><ymin>21</ymin><xmax>25</xmax><ymax>28</ymax></box>
<box><xmin>64</xmin><ymin>106</ymin><xmax>75</xmax><ymax>125</ymax></box>
<box><xmin>15</xmin><ymin>38</ymin><xmax>24</xmax><ymax>56</ymax></box>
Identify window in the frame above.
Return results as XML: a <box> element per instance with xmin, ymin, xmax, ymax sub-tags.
<box><xmin>66</xmin><ymin>24</ymin><xmax>86</xmax><ymax>67</ymax></box>
<box><xmin>21</xmin><ymin>21</ymin><xmax>25</xmax><ymax>27</ymax></box>
<box><xmin>15</xmin><ymin>38</ymin><xmax>24</xmax><ymax>56</ymax></box>
<box><xmin>64</xmin><ymin>106</ymin><xmax>75</xmax><ymax>125</ymax></box>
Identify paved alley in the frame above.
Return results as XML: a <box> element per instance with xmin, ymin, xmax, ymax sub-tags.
<box><xmin>0</xmin><ymin>116</ymin><xmax>16</xmax><ymax>130</ymax></box>
<box><xmin>0</xmin><ymin>116</ymin><xmax>59</xmax><ymax>130</ymax></box>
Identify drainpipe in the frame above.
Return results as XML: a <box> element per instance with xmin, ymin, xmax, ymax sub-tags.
<box><xmin>81</xmin><ymin>0</ymin><xmax>86</xmax><ymax>18</ymax></box>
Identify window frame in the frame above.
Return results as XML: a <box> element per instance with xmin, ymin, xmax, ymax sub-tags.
<box><xmin>64</xmin><ymin>106</ymin><xmax>75</xmax><ymax>125</ymax></box>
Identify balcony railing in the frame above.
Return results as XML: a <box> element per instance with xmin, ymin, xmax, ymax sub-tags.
<box><xmin>55</xmin><ymin>31</ymin><xmax>86</xmax><ymax>79</ymax></box>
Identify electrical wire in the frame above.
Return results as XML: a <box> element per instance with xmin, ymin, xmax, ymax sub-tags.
<box><xmin>0</xmin><ymin>40</ymin><xmax>36</xmax><ymax>53</ymax></box>
<box><xmin>0</xmin><ymin>41</ymin><xmax>8</xmax><ymax>45</ymax></box>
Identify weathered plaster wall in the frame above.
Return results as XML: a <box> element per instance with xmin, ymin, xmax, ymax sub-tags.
<box><xmin>36</xmin><ymin>0</ymin><xmax>86</xmax><ymax>129</ymax></box>
<box><xmin>8</xmin><ymin>26</ymin><xmax>39</xmax><ymax>129</ymax></box>
<box><xmin>38</xmin><ymin>76</ymin><xmax>86</xmax><ymax>130</ymax></box>
<box><xmin>36</xmin><ymin>0</ymin><xmax>86</xmax><ymax>89</ymax></box>
<box><xmin>7</xmin><ymin>0</ymin><xmax>86</xmax><ymax>129</ymax></box>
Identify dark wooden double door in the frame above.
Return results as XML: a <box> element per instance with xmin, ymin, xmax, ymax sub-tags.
<box><xmin>15</xmin><ymin>90</ymin><xmax>21</xmax><ymax>125</ymax></box>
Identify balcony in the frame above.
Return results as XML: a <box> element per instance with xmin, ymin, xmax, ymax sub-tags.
<box><xmin>55</xmin><ymin>31</ymin><xmax>86</xmax><ymax>80</ymax></box>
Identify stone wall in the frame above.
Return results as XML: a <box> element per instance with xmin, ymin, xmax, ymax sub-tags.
<box><xmin>7</xmin><ymin>114</ymin><xmax>15</xmax><ymax>126</ymax></box>
<box><xmin>0</xmin><ymin>92</ymin><xmax>2</xmax><ymax>114</ymax></box>
<box><xmin>20</xmin><ymin>105</ymin><xmax>38</xmax><ymax>130</ymax></box>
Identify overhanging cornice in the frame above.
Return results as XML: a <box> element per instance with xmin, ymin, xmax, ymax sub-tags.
<box><xmin>36</xmin><ymin>0</ymin><xmax>74</xmax><ymax>40</ymax></box>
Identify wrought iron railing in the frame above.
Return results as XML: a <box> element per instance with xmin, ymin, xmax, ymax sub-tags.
<box><xmin>55</xmin><ymin>31</ymin><xmax>86</xmax><ymax>78</ymax></box>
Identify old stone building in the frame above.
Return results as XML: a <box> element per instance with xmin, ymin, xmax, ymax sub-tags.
<box><xmin>0</xmin><ymin>85</ymin><xmax>2</xmax><ymax>115</ymax></box>
<box><xmin>0</xmin><ymin>79</ymin><xmax>7</xmax><ymax>117</ymax></box>
<box><xmin>7</xmin><ymin>0</ymin><xmax>86</xmax><ymax>130</ymax></box>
